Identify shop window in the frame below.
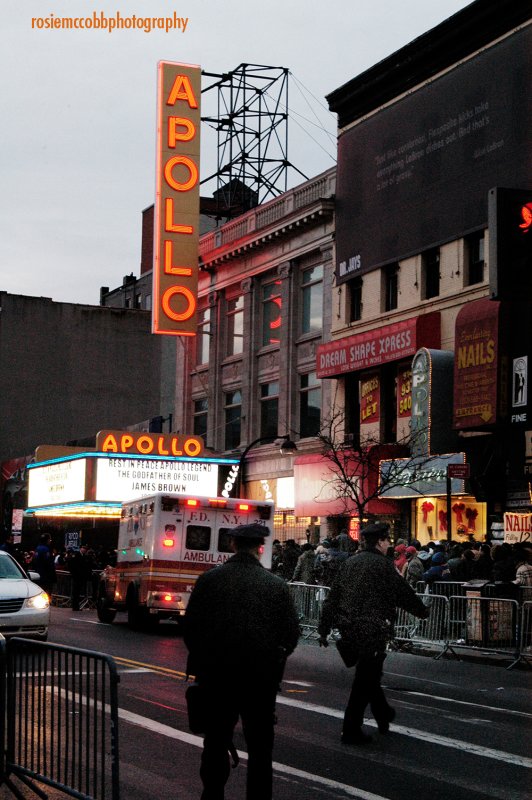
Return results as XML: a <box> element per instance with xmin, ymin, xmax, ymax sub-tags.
<box><xmin>193</xmin><ymin>398</ymin><xmax>208</xmax><ymax>439</ymax></box>
<box><xmin>186</xmin><ymin>525</ymin><xmax>211</xmax><ymax>551</ymax></box>
<box><xmin>262</xmin><ymin>281</ymin><xmax>282</xmax><ymax>346</ymax></box>
<box><xmin>465</xmin><ymin>231</ymin><xmax>485</xmax><ymax>285</ymax></box>
<box><xmin>196</xmin><ymin>306</ymin><xmax>211</xmax><ymax>365</ymax></box>
<box><xmin>300</xmin><ymin>373</ymin><xmax>321</xmax><ymax>438</ymax></box>
<box><xmin>227</xmin><ymin>296</ymin><xmax>244</xmax><ymax>356</ymax></box>
<box><xmin>349</xmin><ymin>277</ymin><xmax>363</xmax><ymax>322</ymax></box>
<box><xmin>301</xmin><ymin>265</ymin><xmax>323</xmax><ymax>334</ymax></box>
<box><xmin>383</xmin><ymin>264</ymin><xmax>398</xmax><ymax>311</ymax></box>
<box><xmin>260</xmin><ymin>382</ymin><xmax>279</xmax><ymax>438</ymax></box>
<box><xmin>422</xmin><ymin>248</ymin><xmax>440</xmax><ymax>299</ymax></box>
<box><xmin>224</xmin><ymin>390</ymin><xmax>242</xmax><ymax>451</ymax></box>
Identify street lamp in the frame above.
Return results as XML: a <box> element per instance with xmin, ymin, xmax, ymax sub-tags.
<box><xmin>237</xmin><ymin>435</ymin><xmax>297</xmax><ymax>496</ymax></box>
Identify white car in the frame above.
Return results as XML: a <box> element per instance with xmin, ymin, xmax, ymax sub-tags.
<box><xmin>0</xmin><ymin>550</ymin><xmax>50</xmax><ymax>640</ymax></box>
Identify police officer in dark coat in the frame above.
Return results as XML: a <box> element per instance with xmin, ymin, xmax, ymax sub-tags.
<box><xmin>318</xmin><ymin>522</ymin><xmax>428</xmax><ymax>745</ymax></box>
<box><xmin>183</xmin><ymin>523</ymin><xmax>300</xmax><ymax>800</ymax></box>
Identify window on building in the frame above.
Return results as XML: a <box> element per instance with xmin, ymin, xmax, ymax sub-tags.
<box><xmin>300</xmin><ymin>372</ymin><xmax>321</xmax><ymax>437</ymax></box>
<box><xmin>466</xmin><ymin>231</ymin><xmax>485</xmax><ymax>285</ymax></box>
<box><xmin>349</xmin><ymin>277</ymin><xmax>363</xmax><ymax>322</ymax></box>
<box><xmin>196</xmin><ymin>306</ymin><xmax>211</xmax><ymax>365</ymax></box>
<box><xmin>135</xmin><ymin>294</ymin><xmax>142</xmax><ymax>309</ymax></box>
<box><xmin>226</xmin><ymin>296</ymin><xmax>244</xmax><ymax>356</ymax></box>
<box><xmin>124</xmin><ymin>297</ymin><xmax>131</xmax><ymax>309</ymax></box>
<box><xmin>262</xmin><ymin>281</ymin><xmax>282</xmax><ymax>346</ymax></box>
<box><xmin>145</xmin><ymin>294</ymin><xmax>152</xmax><ymax>311</ymax></box>
<box><xmin>423</xmin><ymin>247</ymin><xmax>440</xmax><ymax>299</ymax></box>
<box><xmin>344</xmin><ymin>372</ymin><xmax>360</xmax><ymax>448</ymax></box>
<box><xmin>260</xmin><ymin>382</ymin><xmax>279</xmax><ymax>438</ymax></box>
<box><xmin>384</xmin><ymin>264</ymin><xmax>399</xmax><ymax>311</ymax></box>
<box><xmin>381</xmin><ymin>364</ymin><xmax>398</xmax><ymax>443</ymax></box>
<box><xmin>193</xmin><ymin>398</ymin><xmax>208</xmax><ymax>440</ymax></box>
<box><xmin>224</xmin><ymin>390</ymin><xmax>242</xmax><ymax>450</ymax></box>
<box><xmin>301</xmin><ymin>265</ymin><xmax>323</xmax><ymax>334</ymax></box>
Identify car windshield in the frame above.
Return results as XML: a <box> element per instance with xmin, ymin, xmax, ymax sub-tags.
<box><xmin>0</xmin><ymin>555</ymin><xmax>26</xmax><ymax>579</ymax></box>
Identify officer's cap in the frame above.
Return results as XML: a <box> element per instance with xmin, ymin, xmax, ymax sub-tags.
<box><xmin>230</xmin><ymin>523</ymin><xmax>270</xmax><ymax>540</ymax></box>
<box><xmin>360</xmin><ymin>522</ymin><xmax>390</xmax><ymax>542</ymax></box>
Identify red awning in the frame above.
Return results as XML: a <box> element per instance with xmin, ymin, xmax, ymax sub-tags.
<box><xmin>294</xmin><ymin>449</ymin><xmax>403</xmax><ymax>517</ymax></box>
<box><xmin>316</xmin><ymin>311</ymin><xmax>441</xmax><ymax>379</ymax></box>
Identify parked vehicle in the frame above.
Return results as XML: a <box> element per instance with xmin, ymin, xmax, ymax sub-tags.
<box><xmin>0</xmin><ymin>551</ymin><xmax>50</xmax><ymax>640</ymax></box>
<box><xmin>97</xmin><ymin>493</ymin><xmax>274</xmax><ymax>629</ymax></box>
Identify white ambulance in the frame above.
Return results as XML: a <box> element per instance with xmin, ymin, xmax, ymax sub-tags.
<box><xmin>96</xmin><ymin>492</ymin><xmax>274</xmax><ymax>629</ymax></box>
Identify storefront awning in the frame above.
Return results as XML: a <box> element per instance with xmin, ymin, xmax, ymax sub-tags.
<box><xmin>316</xmin><ymin>311</ymin><xmax>440</xmax><ymax>379</ymax></box>
<box><xmin>294</xmin><ymin>450</ymin><xmax>403</xmax><ymax>517</ymax></box>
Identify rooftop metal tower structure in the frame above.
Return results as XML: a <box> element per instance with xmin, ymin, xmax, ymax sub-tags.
<box><xmin>201</xmin><ymin>64</ymin><xmax>307</xmax><ymax>216</ymax></box>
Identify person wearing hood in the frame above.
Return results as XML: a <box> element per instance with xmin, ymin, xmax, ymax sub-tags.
<box><xmin>422</xmin><ymin>551</ymin><xmax>450</xmax><ymax>586</ymax></box>
<box><xmin>404</xmin><ymin>546</ymin><xmax>428</xmax><ymax>587</ymax></box>
<box><xmin>393</xmin><ymin>543</ymin><xmax>408</xmax><ymax>575</ymax></box>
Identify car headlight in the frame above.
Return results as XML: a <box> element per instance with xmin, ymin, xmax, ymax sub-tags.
<box><xmin>24</xmin><ymin>592</ymin><xmax>50</xmax><ymax>610</ymax></box>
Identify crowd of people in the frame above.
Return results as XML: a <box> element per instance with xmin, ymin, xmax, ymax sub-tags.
<box><xmin>0</xmin><ymin>532</ymin><xmax>117</xmax><ymax>608</ymax></box>
<box><xmin>269</xmin><ymin>533</ymin><xmax>532</xmax><ymax>592</ymax></box>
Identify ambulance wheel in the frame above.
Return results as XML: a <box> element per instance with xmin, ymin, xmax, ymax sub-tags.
<box><xmin>97</xmin><ymin>593</ymin><xmax>116</xmax><ymax>624</ymax></box>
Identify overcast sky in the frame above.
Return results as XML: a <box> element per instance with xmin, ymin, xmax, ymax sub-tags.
<box><xmin>1</xmin><ymin>0</ymin><xmax>472</xmax><ymax>305</ymax></box>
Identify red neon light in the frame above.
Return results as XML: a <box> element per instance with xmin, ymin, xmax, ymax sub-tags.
<box><xmin>164</xmin><ymin>155</ymin><xmax>199</xmax><ymax>192</ymax></box>
<box><xmin>153</xmin><ymin>61</ymin><xmax>201</xmax><ymax>337</ymax></box>
<box><xmin>166</xmin><ymin>74</ymin><xmax>198</xmax><ymax>108</ymax></box>
<box><xmin>168</xmin><ymin>116</ymin><xmax>196</xmax><ymax>145</ymax></box>
<box><xmin>165</xmin><ymin>199</ymin><xmax>193</xmax><ymax>235</ymax></box>
<box><xmin>519</xmin><ymin>203</ymin><xmax>532</xmax><ymax>233</ymax></box>
<box><xmin>162</xmin><ymin>285</ymin><xmax>196</xmax><ymax>321</ymax></box>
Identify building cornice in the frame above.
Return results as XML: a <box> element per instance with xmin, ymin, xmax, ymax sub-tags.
<box><xmin>199</xmin><ymin>169</ymin><xmax>335</xmax><ymax>269</ymax></box>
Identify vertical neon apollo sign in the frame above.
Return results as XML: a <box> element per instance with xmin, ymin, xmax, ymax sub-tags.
<box><xmin>152</xmin><ymin>61</ymin><xmax>201</xmax><ymax>336</ymax></box>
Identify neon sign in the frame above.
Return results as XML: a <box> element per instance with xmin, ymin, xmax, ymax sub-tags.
<box><xmin>96</xmin><ymin>430</ymin><xmax>204</xmax><ymax>457</ymax></box>
<box><xmin>153</xmin><ymin>62</ymin><xmax>201</xmax><ymax>336</ymax></box>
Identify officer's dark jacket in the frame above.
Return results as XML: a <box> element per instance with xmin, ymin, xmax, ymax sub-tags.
<box><xmin>183</xmin><ymin>551</ymin><xmax>300</xmax><ymax>678</ymax></box>
<box><xmin>318</xmin><ymin>550</ymin><xmax>427</xmax><ymax>652</ymax></box>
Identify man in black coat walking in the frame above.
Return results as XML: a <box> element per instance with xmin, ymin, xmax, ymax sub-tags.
<box><xmin>318</xmin><ymin>522</ymin><xmax>428</xmax><ymax>745</ymax></box>
<box><xmin>183</xmin><ymin>523</ymin><xmax>300</xmax><ymax>800</ymax></box>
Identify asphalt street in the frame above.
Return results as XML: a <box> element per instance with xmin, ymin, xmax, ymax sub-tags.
<box><xmin>2</xmin><ymin>607</ymin><xmax>531</xmax><ymax>800</ymax></box>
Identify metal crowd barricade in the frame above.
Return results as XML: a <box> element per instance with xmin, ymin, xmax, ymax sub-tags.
<box><xmin>447</xmin><ymin>595</ymin><xmax>520</xmax><ymax>664</ymax></box>
<box><xmin>289</xmin><ymin>583</ymin><xmax>329</xmax><ymax>639</ymax></box>
<box><xmin>393</xmin><ymin>594</ymin><xmax>450</xmax><ymax>658</ymax></box>
<box><xmin>2</xmin><ymin>637</ymin><xmax>120</xmax><ymax>800</ymax></box>
<box><xmin>52</xmin><ymin>570</ymin><xmax>99</xmax><ymax>610</ymax></box>
<box><xmin>53</xmin><ymin>569</ymin><xmax>73</xmax><ymax>607</ymax></box>
<box><xmin>516</xmin><ymin>601</ymin><xmax>532</xmax><ymax>668</ymax></box>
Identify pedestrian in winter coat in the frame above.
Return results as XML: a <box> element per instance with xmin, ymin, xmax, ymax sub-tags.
<box><xmin>318</xmin><ymin>522</ymin><xmax>428</xmax><ymax>745</ymax></box>
<box><xmin>291</xmin><ymin>543</ymin><xmax>316</xmax><ymax>583</ymax></box>
<box><xmin>33</xmin><ymin>534</ymin><xmax>56</xmax><ymax>597</ymax></box>
<box><xmin>183</xmin><ymin>523</ymin><xmax>300</xmax><ymax>800</ymax></box>
<box><xmin>405</xmin><ymin>548</ymin><xmax>428</xmax><ymax>588</ymax></box>
<box><xmin>423</xmin><ymin>552</ymin><xmax>450</xmax><ymax>586</ymax></box>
